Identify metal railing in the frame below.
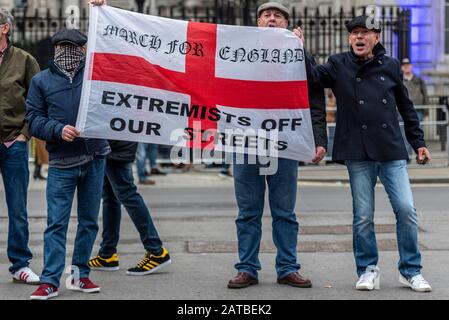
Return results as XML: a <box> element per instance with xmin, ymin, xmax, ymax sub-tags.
<box><xmin>10</xmin><ymin>2</ymin><xmax>410</xmax><ymax>63</ymax></box>
<box><xmin>323</xmin><ymin>104</ymin><xmax>449</xmax><ymax>167</ymax></box>
<box><xmin>290</xmin><ymin>6</ymin><xmax>411</xmax><ymax>64</ymax></box>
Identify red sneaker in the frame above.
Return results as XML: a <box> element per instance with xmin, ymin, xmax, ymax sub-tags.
<box><xmin>69</xmin><ymin>278</ymin><xmax>101</xmax><ymax>293</ymax></box>
<box><xmin>30</xmin><ymin>283</ymin><xmax>58</xmax><ymax>300</ymax></box>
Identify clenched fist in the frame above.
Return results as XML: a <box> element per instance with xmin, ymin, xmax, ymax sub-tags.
<box><xmin>61</xmin><ymin>125</ymin><xmax>80</xmax><ymax>142</ymax></box>
<box><xmin>88</xmin><ymin>0</ymin><xmax>106</xmax><ymax>6</ymax></box>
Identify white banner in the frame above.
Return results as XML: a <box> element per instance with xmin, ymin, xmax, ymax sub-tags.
<box><xmin>76</xmin><ymin>5</ymin><xmax>315</xmax><ymax>162</ymax></box>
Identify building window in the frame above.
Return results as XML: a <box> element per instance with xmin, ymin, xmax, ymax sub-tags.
<box><xmin>446</xmin><ymin>0</ymin><xmax>449</xmax><ymax>53</ymax></box>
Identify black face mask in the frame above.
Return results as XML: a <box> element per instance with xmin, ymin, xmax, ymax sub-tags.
<box><xmin>54</xmin><ymin>44</ymin><xmax>85</xmax><ymax>72</ymax></box>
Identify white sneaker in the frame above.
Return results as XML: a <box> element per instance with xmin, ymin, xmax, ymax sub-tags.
<box><xmin>399</xmin><ymin>274</ymin><xmax>432</xmax><ymax>292</ymax></box>
<box><xmin>12</xmin><ymin>267</ymin><xmax>40</xmax><ymax>285</ymax></box>
<box><xmin>356</xmin><ymin>266</ymin><xmax>380</xmax><ymax>290</ymax></box>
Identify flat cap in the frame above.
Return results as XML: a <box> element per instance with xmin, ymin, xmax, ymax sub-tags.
<box><xmin>51</xmin><ymin>28</ymin><xmax>87</xmax><ymax>46</ymax></box>
<box><xmin>401</xmin><ymin>58</ymin><xmax>411</xmax><ymax>65</ymax></box>
<box><xmin>257</xmin><ymin>2</ymin><xmax>289</xmax><ymax>20</ymax></box>
<box><xmin>345</xmin><ymin>15</ymin><xmax>381</xmax><ymax>33</ymax></box>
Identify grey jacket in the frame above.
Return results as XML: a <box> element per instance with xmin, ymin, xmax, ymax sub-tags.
<box><xmin>403</xmin><ymin>75</ymin><xmax>429</xmax><ymax>106</ymax></box>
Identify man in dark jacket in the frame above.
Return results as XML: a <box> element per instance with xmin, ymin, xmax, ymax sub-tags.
<box><xmin>0</xmin><ymin>8</ymin><xmax>41</xmax><ymax>285</ymax></box>
<box><xmin>295</xmin><ymin>15</ymin><xmax>432</xmax><ymax>292</ymax></box>
<box><xmin>401</xmin><ymin>58</ymin><xmax>429</xmax><ymax>117</ymax></box>
<box><xmin>400</xmin><ymin>58</ymin><xmax>429</xmax><ymax>157</ymax></box>
<box><xmin>88</xmin><ymin>140</ymin><xmax>171</xmax><ymax>275</ymax></box>
<box><xmin>26</xmin><ymin>28</ymin><xmax>110</xmax><ymax>300</ymax></box>
<box><xmin>227</xmin><ymin>1</ymin><xmax>327</xmax><ymax>290</ymax></box>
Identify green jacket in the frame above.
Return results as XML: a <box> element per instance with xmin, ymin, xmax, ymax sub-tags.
<box><xmin>0</xmin><ymin>43</ymin><xmax>40</xmax><ymax>143</ymax></box>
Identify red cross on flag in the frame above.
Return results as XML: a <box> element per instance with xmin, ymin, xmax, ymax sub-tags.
<box><xmin>76</xmin><ymin>5</ymin><xmax>315</xmax><ymax>162</ymax></box>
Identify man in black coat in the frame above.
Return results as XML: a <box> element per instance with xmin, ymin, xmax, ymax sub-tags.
<box><xmin>295</xmin><ymin>15</ymin><xmax>432</xmax><ymax>292</ymax></box>
<box><xmin>88</xmin><ymin>141</ymin><xmax>171</xmax><ymax>276</ymax></box>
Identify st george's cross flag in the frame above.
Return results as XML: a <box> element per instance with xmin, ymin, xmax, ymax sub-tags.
<box><xmin>76</xmin><ymin>5</ymin><xmax>315</xmax><ymax>161</ymax></box>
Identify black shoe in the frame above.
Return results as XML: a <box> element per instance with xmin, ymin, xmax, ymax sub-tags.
<box><xmin>33</xmin><ymin>165</ymin><xmax>46</xmax><ymax>180</ymax></box>
<box><xmin>218</xmin><ymin>171</ymin><xmax>233</xmax><ymax>178</ymax></box>
<box><xmin>151</xmin><ymin>168</ymin><xmax>167</xmax><ymax>175</ymax></box>
<box><xmin>33</xmin><ymin>173</ymin><xmax>46</xmax><ymax>180</ymax></box>
<box><xmin>88</xmin><ymin>253</ymin><xmax>120</xmax><ymax>271</ymax></box>
<box><xmin>126</xmin><ymin>248</ymin><xmax>171</xmax><ymax>276</ymax></box>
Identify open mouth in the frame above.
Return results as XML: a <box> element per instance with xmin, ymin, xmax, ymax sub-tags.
<box><xmin>355</xmin><ymin>42</ymin><xmax>366</xmax><ymax>50</ymax></box>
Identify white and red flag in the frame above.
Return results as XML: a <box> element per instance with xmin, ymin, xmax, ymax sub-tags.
<box><xmin>76</xmin><ymin>5</ymin><xmax>315</xmax><ymax>161</ymax></box>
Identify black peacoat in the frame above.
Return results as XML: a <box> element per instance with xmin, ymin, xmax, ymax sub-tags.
<box><xmin>306</xmin><ymin>43</ymin><xmax>426</xmax><ymax>163</ymax></box>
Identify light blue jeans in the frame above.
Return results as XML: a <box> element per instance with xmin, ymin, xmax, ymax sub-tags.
<box><xmin>233</xmin><ymin>158</ymin><xmax>300</xmax><ymax>279</ymax></box>
<box><xmin>346</xmin><ymin>160</ymin><xmax>422</xmax><ymax>279</ymax></box>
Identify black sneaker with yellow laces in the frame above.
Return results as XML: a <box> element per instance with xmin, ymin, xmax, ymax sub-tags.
<box><xmin>126</xmin><ymin>247</ymin><xmax>171</xmax><ymax>276</ymax></box>
<box><xmin>88</xmin><ymin>253</ymin><xmax>119</xmax><ymax>271</ymax></box>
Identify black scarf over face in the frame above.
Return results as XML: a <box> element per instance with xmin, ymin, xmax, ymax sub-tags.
<box><xmin>54</xmin><ymin>44</ymin><xmax>85</xmax><ymax>76</ymax></box>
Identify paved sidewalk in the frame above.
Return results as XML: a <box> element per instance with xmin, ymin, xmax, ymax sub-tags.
<box><xmin>2</xmin><ymin>163</ymin><xmax>449</xmax><ymax>192</ymax></box>
<box><xmin>1</xmin><ymin>164</ymin><xmax>448</xmax><ymax>301</ymax></box>
<box><xmin>297</xmin><ymin>164</ymin><xmax>449</xmax><ymax>183</ymax></box>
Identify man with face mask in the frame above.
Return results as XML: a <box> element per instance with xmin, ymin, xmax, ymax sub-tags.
<box><xmin>26</xmin><ymin>28</ymin><xmax>110</xmax><ymax>300</ymax></box>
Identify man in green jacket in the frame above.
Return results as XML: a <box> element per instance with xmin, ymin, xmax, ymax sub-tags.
<box><xmin>0</xmin><ymin>8</ymin><xmax>40</xmax><ymax>284</ymax></box>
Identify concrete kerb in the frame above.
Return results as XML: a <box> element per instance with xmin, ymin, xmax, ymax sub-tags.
<box><xmin>297</xmin><ymin>165</ymin><xmax>449</xmax><ymax>184</ymax></box>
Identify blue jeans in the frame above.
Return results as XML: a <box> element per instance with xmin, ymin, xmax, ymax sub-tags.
<box><xmin>99</xmin><ymin>160</ymin><xmax>163</xmax><ymax>257</ymax></box>
<box><xmin>0</xmin><ymin>141</ymin><xmax>33</xmax><ymax>273</ymax></box>
<box><xmin>136</xmin><ymin>143</ymin><xmax>158</xmax><ymax>182</ymax></box>
<box><xmin>233</xmin><ymin>158</ymin><xmax>300</xmax><ymax>279</ymax></box>
<box><xmin>40</xmin><ymin>158</ymin><xmax>105</xmax><ymax>288</ymax></box>
<box><xmin>346</xmin><ymin>160</ymin><xmax>422</xmax><ymax>279</ymax></box>
<box><xmin>327</xmin><ymin>126</ymin><xmax>336</xmax><ymax>158</ymax></box>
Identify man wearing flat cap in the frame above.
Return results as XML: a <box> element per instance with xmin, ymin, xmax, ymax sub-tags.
<box><xmin>26</xmin><ymin>27</ymin><xmax>110</xmax><ymax>300</ymax></box>
<box><xmin>0</xmin><ymin>8</ymin><xmax>41</xmax><ymax>286</ymax></box>
<box><xmin>227</xmin><ymin>1</ymin><xmax>327</xmax><ymax>290</ymax></box>
<box><xmin>90</xmin><ymin>0</ymin><xmax>325</xmax><ymax>290</ymax></box>
<box><xmin>294</xmin><ymin>16</ymin><xmax>432</xmax><ymax>292</ymax></box>
<box><xmin>256</xmin><ymin>1</ymin><xmax>290</xmax><ymax>21</ymax></box>
<box><xmin>399</xmin><ymin>58</ymin><xmax>429</xmax><ymax>158</ymax></box>
<box><xmin>401</xmin><ymin>58</ymin><xmax>429</xmax><ymax>121</ymax></box>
